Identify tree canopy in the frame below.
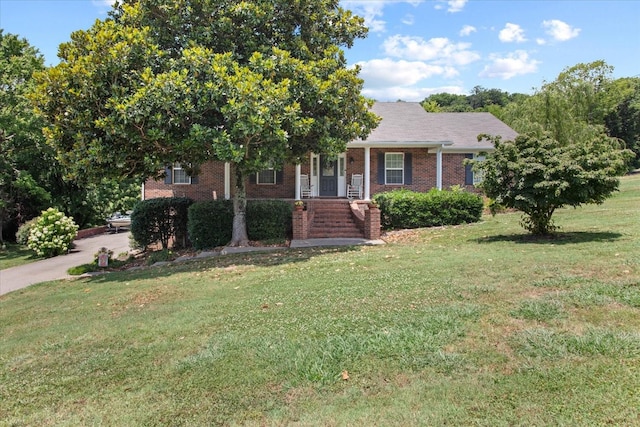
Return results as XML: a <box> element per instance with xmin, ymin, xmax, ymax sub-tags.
<box><xmin>605</xmin><ymin>77</ymin><xmax>640</xmax><ymax>169</ymax></box>
<box><xmin>32</xmin><ymin>0</ymin><xmax>379</xmax><ymax>245</ymax></box>
<box><xmin>0</xmin><ymin>30</ymin><xmax>52</xmax><ymax>243</ymax></box>
<box><xmin>421</xmin><ymin>86</ymin><xmax>527</xmax><ymax>113</ymax></box>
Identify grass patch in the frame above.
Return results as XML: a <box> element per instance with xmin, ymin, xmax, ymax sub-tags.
<box><xmin>510</xmin><ymin>299</ymin><xmax>565</xmax><ymax>322</ymax></box>
<box><xmin>0</xmin><ymin>242</ymin><xmax>38</xmax><ymax>270</ymax></box>
<box><xmin>67</xmin><ymin>259</ymin><xmax>132</xmax><ymax>275</ymax></box>
<box><xmin>513</xmin><ymin>328</ymin><xmax>640</xmax><ymax>359</ymax></box>
<box><xmin>1</xmin><ymin>174</ymin><xmax>639</xmax><ymax>425</ymax></box>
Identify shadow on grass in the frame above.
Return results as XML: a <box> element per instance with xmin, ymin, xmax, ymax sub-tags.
<box><xmin>476</xmin><ymin>231</ymin><xmax>623</xmax><ymax>245</ymax></box>
<box><xmin>0</xmin><ymin>244</ymin><xmax>39</xmax><ymax>269</ymax></box>
<box><xmin>86</xmin><ymin>245</ymin><xmax>363</xmax><ymax>284</ymax></box>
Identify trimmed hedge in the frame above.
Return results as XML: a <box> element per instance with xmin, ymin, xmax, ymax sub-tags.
<box><xmin>247</xmin><ymin>200</ymin><xmax>292</xmax><ymax>242</ymax></box>
<box><xmin>373</xmin><ymin>188</ymin><xmax>484</xmax><ymax>230</ymax></box>
<box><xmin>188</xmin><ymin>200</ymin><xmax>292</xmax><ymax>249</ymax></box>
<box><xmin>131</xmin><ymin>197</ymin><xmax>193</xmax><ymax>250</ymax></box>
<box><xmin>188</xmin><ymin>200</ymin><xmax>234</xmax><ymax>249</ymax></box>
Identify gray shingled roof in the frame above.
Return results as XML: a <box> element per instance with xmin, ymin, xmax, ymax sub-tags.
<box><xmin>349</xmin><ymin>102</ymin><xmax>518</xmax><ymax>151</ymax></box>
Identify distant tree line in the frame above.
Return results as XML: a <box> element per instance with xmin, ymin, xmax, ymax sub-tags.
<box><xmin>422</xmin><ymin>62</ymin><xmax>640</xmax><ymax>169</ymax></box>
<box><xmin>421</xmin><ymin>85</ymin><xmax>528</xmax><ymax>114</ymax></box>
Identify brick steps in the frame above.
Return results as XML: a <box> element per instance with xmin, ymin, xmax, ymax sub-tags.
<box><xmin>308</xmin><ymin>201</ymin><xmax>364</xmax><ymax>238</ymax></box>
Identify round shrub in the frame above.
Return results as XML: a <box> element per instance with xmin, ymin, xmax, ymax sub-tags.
<box><xmin>27</xmin><ymin>208</ymin><xmax>78</xmax><ymax>258</ymax></box>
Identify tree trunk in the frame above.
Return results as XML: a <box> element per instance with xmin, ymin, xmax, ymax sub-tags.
<box><xmin>229</xmin><ymin>167</ymin><xmax>250</xmax><ymax>247</ymax></box>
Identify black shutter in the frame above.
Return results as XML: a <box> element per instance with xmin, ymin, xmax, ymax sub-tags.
<box><xmin>191</xmin><ymin>174</ymin><xmax>199</xmax><ymax>184</ymax></box>
<box><xmin>276</xmin><ymin>169</ymin><xmax>284</xmax><ymax>184</ymax></box>
<box><xmin>164</xmin><ymin>166</ymin><xmax>173</xmax><ymax>184</ymax></box>
<box><xmin>464</xmin><ymin>154</ymin><xmax>474</xmax><ymax>185</ymax></box>
<box><xmin>249</xmin><ymin>173</ymin><xmax>256</xmax><ymax>184</ymax></box>
<box><xmin>377</xmin><ymin>152</ymin><xmax>385</xmax><ymax>184</ymax></box>
<box><xmin>404</xmin><ymin>153</ymin><xmax>412</xmax><ymax>185</ymax></box>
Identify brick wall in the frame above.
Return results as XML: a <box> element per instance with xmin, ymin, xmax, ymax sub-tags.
<box><xmin>144</xmin><ymin>161</ymin><xmax>228</xmax><ymax>201</ymax></box>
<box><xmin>246</xmin><ymin>163</ymin><xmax>299</xmax><ymax>199</ymax></box>
<box><xmin>366</xmin><ymin>148</ymin><xmax>476</xmax><ymax>194</ymax></box>
<box><xmin>345</xmin><ymin>148</ymin><xmax>365</xmax><ymax>179</ymax></box>
<box><xmin>442</xmin><ymin>153</ymin><xmax>470</xmax><ymax>189</ymax></box>
<box><xmin>144</xmin><ymin>151</ymin><xmax>478</xmax><ymax>201</ymax></box>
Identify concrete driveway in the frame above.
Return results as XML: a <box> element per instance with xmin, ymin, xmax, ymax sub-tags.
<box><xmin>0</xmin><ymin>231</ymin><xmax>132</xmax><ymax>296</ymax></box>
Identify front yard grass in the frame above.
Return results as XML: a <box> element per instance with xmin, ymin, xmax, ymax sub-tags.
<box><xmin>1</xmin><ymin>174</ymin><xmax>639</xmax><ymax>426</ymax></box>
<box><xmin>0</xmin><ymin>242</ymin><xmax>37</xmax><ymax>270</ymax></box>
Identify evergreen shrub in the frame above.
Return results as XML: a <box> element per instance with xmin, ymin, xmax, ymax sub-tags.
<box><xmin>188</xmin><ymin>200</ymin><xmax>292</xmax><ymax>249</ymax></box>
<box><xmin>373</xmin><ymin>188</ymin><xmax>483</xmax><ymax>230</ymax></box>
<box><xmin>246</xmin><ymin>200</ymin><xmax>292</xmax><ymax>241</ymax></box>
<box><xmin>130</xmin><ymin>197</ymin><xmax>193</xmax><ymax>250</ymax></box>
<box><xmin>187</xmin><ymin>200</ymin><xmax>234</xmax><ymax>249</ymax></box>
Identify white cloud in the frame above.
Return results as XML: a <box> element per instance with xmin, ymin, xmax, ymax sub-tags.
<box><xmin>342</xmin><ymin>1</ymin><xmax>425</xmax><ymax>33</ymax></box>
<box><xmin>499</xmin><ymin>23</ymin><xmax>527</xmax><ymax>43</ymax></box>
<box><xmin>435</xmin><ymin>0</ymin><xmax>468</xmax><ymax>13</ymax></box>
<box><xmin>479</xmin><ymin>50</ymin><xmax>540</xmax><ymax>79</ymax></box>
<box><xmin>382</xmin><ymin>35</ymin><xmax>480</xmax><ymax>65</ymax></box>
<box><xmin>355</xmin><ymin>58</ymin><xmax>458</xmax><ymax>88</ymax></box>
<box><xmin>459</xmin><ymin>25</ymin><xmax>477</xmax><ymax>37</ymax></box>
<box><xmin>536</xmin><ymin>38</ymin><xmax>547</xmax><ymax>46</ymax></box>
<box><xmin>542</xmin><ymin>19</ymin><xmax>581</xmax><ymax>41</ymax></box>
<box><xmin>402</xmin><ymin>14</ymin><xmax>415</xmax><ymax>26</ymax></box>
<box><xmin>446</xmin><ymin>0</ymin><xmax>468</xmax><ymax>13</ymax></box>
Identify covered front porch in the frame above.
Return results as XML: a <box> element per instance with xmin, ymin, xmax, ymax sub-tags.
<box><xmin>292</xmin><ymin>143</ymin><xmax>452</xmax><ymax>201</ymax></box>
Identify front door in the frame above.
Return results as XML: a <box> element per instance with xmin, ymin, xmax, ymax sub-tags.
<box><xmin>319</xmin><ymin>155</ymin><xmax>338</xmax><ymax>197</ymax></box>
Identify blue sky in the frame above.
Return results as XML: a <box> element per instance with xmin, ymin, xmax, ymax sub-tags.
<box><xmin>1</xmin><ymin>0</ymin><xmax>639</xmax><ymax>101</ymax></box>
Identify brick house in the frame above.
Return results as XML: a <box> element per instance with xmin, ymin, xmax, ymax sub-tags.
<box><xmin>143</xmin><ymin>102</ymin><xmax>517</xmax><ymax>239</ymax></box>
<box><xmin>144</xmin><ymin>102</ymin><xmax>517</xmax><ymax>201</ymax></box>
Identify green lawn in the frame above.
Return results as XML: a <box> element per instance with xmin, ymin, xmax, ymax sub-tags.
<box><xmin>1</xmin><ymin>174</ymin><xmax>639</xmax><ymax>426</ymax></box>
<box><xmin>0</xmin><ymin>243</ymin><xmax>38</xmax><ymax>270</ymax></box>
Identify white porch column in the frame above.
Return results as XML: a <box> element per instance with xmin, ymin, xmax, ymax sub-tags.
<box><xmin>364</xmin><ymin>146</ymin><xmax>371</xmax><ymax>200</ymax></box>
<box><xmin>295</xmin><ymin>163</ymin><xmax>301</xmax><ymax>200</ymax></box>
<box><xmin>436</xmin><ymin>146</ymin><xmax>443</xmax><ymax>191</ymax></box>
<box><xmin>224</xmin><ymin>162</ymin><xmax>231</xmax><ymax>200</ymax></box>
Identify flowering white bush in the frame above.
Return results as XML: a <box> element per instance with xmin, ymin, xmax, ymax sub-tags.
<box><xmin>27</xmin><ymin>208</ymin><xmax>79</xmax><ymax>258</ymax></box>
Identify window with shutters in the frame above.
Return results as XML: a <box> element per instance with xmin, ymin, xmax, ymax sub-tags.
<box><xmin>385</xmin><ymin>153</ymin><xmax>404</xmax><ymax>185</ymax></box>
<box><xmin>256</xmin><ymin>168</ymin><xmax>277</xmax><ymax>185</ymax></box>
<box><xmin>172</xmin><ymin>163</ymin><xmax>191</xmax><ymax>184</ymax></box>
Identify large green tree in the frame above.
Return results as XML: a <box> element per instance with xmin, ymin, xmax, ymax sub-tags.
<box><xmin>501</xmin><ymin>61</ymin><xmax>619</xmax><ymax>145</ymax></box>
<box><xmin>501</xmin><ymin>61</ymin><xmax>639</xmax><ymax>170</ymax></box>
<box><xmin>32</xmin><ymin>0</ymin><xmax>378</xmax><ymax>246</ymax></box>
<box><xmin>475</xmin><ymin>133</ymin><xmax>631</xmax><ymax>235</ymax></box>
<box><xmin>605</xmin><ymin>77</ymin><xmax>640</xmax><ymax>169</ymax></box>
<box><xmin>0</xmin><ymin>31</ymin><xmax>53</xmax><ymax>243</ymax></box>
